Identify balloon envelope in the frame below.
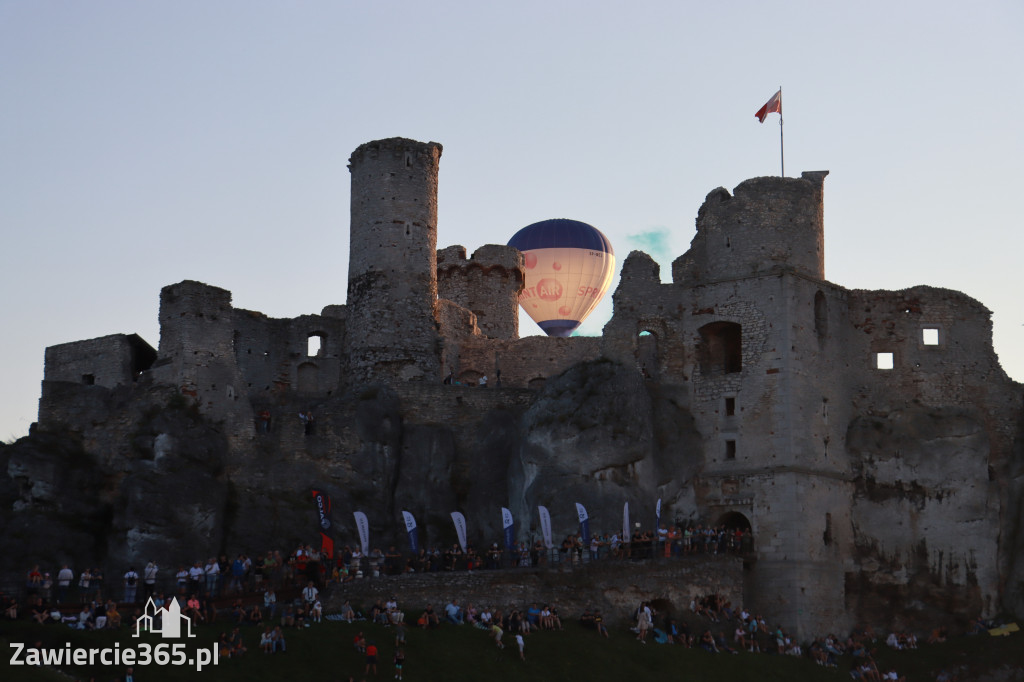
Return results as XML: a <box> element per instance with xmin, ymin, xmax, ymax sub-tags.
<box><xmin>508</xmin><ymin>219</ymin><xmax>615</xmax><ymax>337</ymax></box>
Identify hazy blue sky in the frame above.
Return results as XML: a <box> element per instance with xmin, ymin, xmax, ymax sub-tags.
<box><xmin>2</xmin><ymin>1</ymin><xmax>1022</xmax><ymax>440</ymax></box>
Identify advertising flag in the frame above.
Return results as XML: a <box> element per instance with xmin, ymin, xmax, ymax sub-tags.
<box><xmin>575</xmin><ymin>502</ymin><xmax>591</xmax><ymax>545</ymax></box>
<box><xmin>623</xmin><ymin>501</ymin><xmax>630</xmax><ymax>545</ymax></box>
<box><xmin>656</xmin><ymin>497</ymin><xmax>662</xmax><ymax>529</ymax></box>
<box><xmin>451</xmin><ymin>511</ymin><xmax>468</xmax><ymax>553</ymax></box>
<box><xmin>538</xmin><ymin>505</ymin><xmax>553</xmax><ymax>549</ymax></box>
<box><xmin>353</xmin><ymin>510</ymin><xmax>370</xmax><ymax>556</ymax></box>
<box><xmin>311</xmin><ymin>489</ymin><xmax>335</xmax><ymax>559</ymax></box>
<box><xmin>402</xmin><ymin>510</ymin><xmax>419</xmax><ymax>554</ymax></box>
<box><xmin>501</xmin><ymin>507</ymin><xmax>516</xmax><ymax>551</ymax></box>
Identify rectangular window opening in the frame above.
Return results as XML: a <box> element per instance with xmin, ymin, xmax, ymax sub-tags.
<box><xmin>725</xmin><ymin>397</ymin><xmax>736</xmax><ymax>416</ymax></box>
<box><xmin>725</xmin><ymin>440</ymin><xmax>736</xmax><ymax>460</ymax></box>
<box><xmin>876</xmin><ymin>352</ymin><xmax>894</xmax><ymax>370</ymax></box>
<box><xmin>307</xmin><ymin>335</ymin><xmax>323</xmax><ymax>357</ymax></box>
<box><xmin>922</xmin><ymin>328</ymin><xmax>940</xmax><ymax>346</ymax></box>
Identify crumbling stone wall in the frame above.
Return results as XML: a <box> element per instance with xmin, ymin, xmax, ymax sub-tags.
<box><xmin>231</xmin><ymin>309</ymin><xmax>345</xmax><ymax>403</ymax></box>
<box><xmin>454</xmin><ymin>335</ymin><xmax>602</xmax><ymax>389</ymax></box>
<box><xmin>43</xmin><ymin>334</ymin><xmax>155</xmax><ymax>389</ymax></box>
<box><xmin>673</xmin><ymin>171</ymin><xmax>827</xmax><ymax>286</ymax></box>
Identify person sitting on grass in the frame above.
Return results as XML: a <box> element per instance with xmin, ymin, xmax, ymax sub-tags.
<box><xmin>491</xmin><ymin>622</ymin><xmax>504</xmax><ymax>649</ymax></box>
<box><xmin>272</xmin><ymin>626</ymin><xmax>286</xmax><ymax>653</ymax></box>
<box><xmin>249</xmin><ymin>604</ymin><xmax>263</xmax><ymax>627</ymax></box>
<box><xmin>77</xmin><ymin>605</ymin><xmax>94</xmax><ymax>630</ymax></box>
<box><xmin>310</xmin><ymin>599</ymin><xmax>322</xmax><ymax>624</ymax></box>
<box><xmin>260</xmin><ymin>626</ymin><xmax>273</xmax><ymax>653</ymax></box>
<box><xmin>228</xmin><ymin>627</ymin><xmax>247</xmax><ymax>656</ymax></box>
<box><xmin>858</xmin><ymin>657</ymin><xmax>882</xmax><ymax>681</ymax></box>
<box><xmin>593</xmin><ymin>610</ymin><xmax>609</xmax><ymax>638</ymax></box>
<box><xmin>31</xmin><ymin>599</ymin><xmax>49</xmax><ymax>625</ymax></box>
<box><xmin>699</xmin><ymin>629</ymin><xmax>719</xmax><ymax>653</ymax></box>
<box><xmin>340</xmin><ymin>599</ymin><xmax>356</xmax><ymax>623</ymax></box>
<box><xmin>185</xmin><ymin>594</ymin><xmax>203</xmax><ymax>623</ymax></box>
<box><xmin>420</xmin><ymin>604</ymin><xmax>439</xmax><ymax>628</ymax></box>
<box><xmin>547</xmin><ymin>605</ymin><xmax>564</xmax><ymax>630</ymax></box>
<box><xmin>444</xmin><ymin>600</ymin><xmax>463</xmax><ymax>625</ymax></box>
<box><xmin>105</xmin><ymin>600</ymin><xmax>122</xmax><ymax>629</ymax></box>
<box><xmin>714</xmin><ymin>631</ymin><xmax>738</xmax><ymax>654</ymax></box>
<box><xmin>219</xmin><ymin>632</ymin><xmax>232</xmax><ymax>659</ymax></box>
<box><xmin>232</xmin><ymin>600</ymin><xmax>247</xmax><ymax>625</ymax></box>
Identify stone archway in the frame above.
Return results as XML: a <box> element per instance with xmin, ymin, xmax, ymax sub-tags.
<box><xmin>716</xmin><ymin>510</ymin><xmax>752</xmax><ymax>532</ymax></box>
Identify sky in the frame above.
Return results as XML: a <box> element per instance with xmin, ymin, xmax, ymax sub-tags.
<box><xmin>1</xmin><ymin>1</ymin><xmax>1022</xmax><ymax>441</ymax></box>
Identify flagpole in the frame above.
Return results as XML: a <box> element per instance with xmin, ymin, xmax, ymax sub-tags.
<box><xmin>779</xmin><ymin>86</ymin><xmax>784</xmax><ymax>177</ymax></box>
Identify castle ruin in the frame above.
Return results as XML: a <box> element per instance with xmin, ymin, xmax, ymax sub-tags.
<box><xmin>17</xmin><ymin>137</ymin><xmax>1024</xmax><ymax>638</ymax></box>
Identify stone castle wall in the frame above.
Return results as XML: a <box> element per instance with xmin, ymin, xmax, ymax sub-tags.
<box><xmin>43</xmin><ymin>334</ymin><xmax>155</xmax><ymax>390</ymax></box>
<box><xmin>324</xmin><ymin>558</ymin><xmax>744</xmax><ymax>628</ymax></box>
<box><xmin>230</xmin><ymin>309</ymin><xmax>346</xmax><ymax>402</ymax></box>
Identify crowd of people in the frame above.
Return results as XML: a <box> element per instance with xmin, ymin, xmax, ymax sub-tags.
<box><xmin>8</xmin><ymin>522</ymin><xmax>753</xmax><ymax>610</ymax></box>
<box><xmin>7</xmin><ymin>544</ymin><xmax>995</xmax><ymax>681</ymax></box>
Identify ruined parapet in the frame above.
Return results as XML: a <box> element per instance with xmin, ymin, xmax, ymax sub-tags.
<box><xmin>347</xmin><ymin>137</ymin><xmax>443</xmax><ymax>382</ymax></box>
<box><xmin>437</xmin><ymin>243</ymin><xmax>524</xmax><ymax>340</ymax></box>
<box><xmin>674</xmin><ymin>171</ymin><xmax>828</xmax><ymax>285</ymax></box>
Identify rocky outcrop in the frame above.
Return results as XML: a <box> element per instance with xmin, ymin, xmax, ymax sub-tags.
<box><xmin>1</xmin><ymin>387</ymin><xmax>230</xmax><ymax>574</ymax></box>
<box><xmin>514</xmin><ymin>360</ymin><xmax>704</xmax><ymax>535</ymax></box>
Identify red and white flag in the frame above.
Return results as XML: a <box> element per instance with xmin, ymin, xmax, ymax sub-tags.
<box><xmin>755</xmin><ymin>89</ymin><xmax>782</xmax><ymax>123</ymax></box>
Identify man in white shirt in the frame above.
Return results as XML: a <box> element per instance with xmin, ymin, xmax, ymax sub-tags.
<box><xmin>56</xmin><ymin>565</ymin><xmax>74</xmax><ymax>603</ymax></box>
<box><xmin>302</xmin><ymin>582</ymin><xmax>319</xmax><ymax>611</ymax></box>
<box><xmin>143</xmin><ymin>561</ymin><xmax>158</xmax><ymax>600</ymax></box>
<box><xmin>204</xmin><ymin>558</ymin><xmax>220</xmax><ymax>597</ymax></box>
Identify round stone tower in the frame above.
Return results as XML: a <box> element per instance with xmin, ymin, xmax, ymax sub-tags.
<box><xmin>347</xmin><ymin>137</ymin><xmax>444</xmax><ymax>382</ymax></box>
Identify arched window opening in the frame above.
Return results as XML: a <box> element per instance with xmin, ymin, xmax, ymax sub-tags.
<box><xmin>637</xmin><ymin>329</ymin><xmax>659</xmax><ymax>379</ymax></box>
<box><xmin>698</xmin><ymin>322</ymin><xmax>742</xmax><ymax>376</ymax></box>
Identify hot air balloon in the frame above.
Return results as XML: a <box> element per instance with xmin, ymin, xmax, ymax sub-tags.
<box><xmin>507</xmin><ymin>218</ymin><xmax>616</xmax><ymax>337</ymax></box>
